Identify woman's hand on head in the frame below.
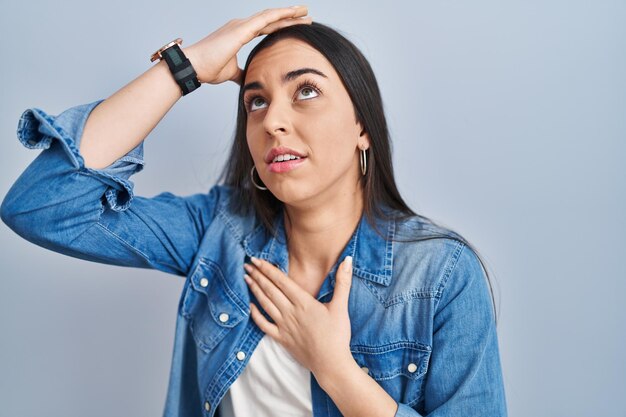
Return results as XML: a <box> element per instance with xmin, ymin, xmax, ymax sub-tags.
<box><xmin>183</xmin><ymin>6</ymin><xmax>312</xmax><ymax>86</ymax></box>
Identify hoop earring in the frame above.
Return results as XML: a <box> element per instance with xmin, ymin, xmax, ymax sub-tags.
<box><xmin>360</xmin><ymin>148</ymin><xmax>368</xmax><ymax>176</ymax></box>
<box><xmin>250</xmin><ymin>166</ymin><xmax>268</xmax><ymax>190</ymax></box>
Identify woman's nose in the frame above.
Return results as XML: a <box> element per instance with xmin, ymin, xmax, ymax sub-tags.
<box><xmin>262</xmin><ymin>101</ymin><xmax>291</xmax><ymax>137</ymax></box>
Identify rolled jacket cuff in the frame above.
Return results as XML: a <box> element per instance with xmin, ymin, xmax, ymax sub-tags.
<box><xmin>16</xmin><ymin>99</ymin><xmax>145</xmax><ymax>212</ymax></box>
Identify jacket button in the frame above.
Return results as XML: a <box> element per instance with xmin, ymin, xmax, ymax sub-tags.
<box><xmin>407</xmin><ymin>363</ymin><xmax>418</xmax><ymax>373</ymax></box>
<box><xmin>361</xmin><ymin>366</ymin><xmax>369</xmax><ymax>374</ymax></box>
<box><xmin>219</xmin><ymin>313</ymin><xmax>229</xmax><ymax>323</ymax></box>
<box><xmin>204</xmin><ymin>401</ymin><xmax>211</xmax><ymax>411</ymax></box>
<box><xmin>236</xmin><ymin>351</ymin><xmax>246</xmax><ymax>361</ymax></box>
<box><xmin>200</xmin><ymin>277</ymin><xmax>209</xmax><ymax>287</ymax></box>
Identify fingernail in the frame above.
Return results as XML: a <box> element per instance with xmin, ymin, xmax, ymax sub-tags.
<box><xmin>250</xmin><ymin>256</ymin><xmax>261</xmax><ymax>266</ymax></box>
<box><xmin>343</xmin><ymin>256</ymin><xmax>353</xmax><ymax>272</ymax></box>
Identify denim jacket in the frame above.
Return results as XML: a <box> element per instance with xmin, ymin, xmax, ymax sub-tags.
<box><xmin>1</xmin><ymin>99</ymin><xmax>508</xmax><ymax>417</ymax></box>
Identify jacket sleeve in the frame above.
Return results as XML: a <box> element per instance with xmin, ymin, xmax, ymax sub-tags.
<box><xmin>393</xmin><ymin>244</ymin><xmax>508</xmax><ymax>417</ymax></box>
<box><xmin>1</xmin><ymin>99</ymin><xmax>222</xmax><ymax>277</ymax></box>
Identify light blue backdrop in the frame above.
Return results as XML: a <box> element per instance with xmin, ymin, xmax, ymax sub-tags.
<box><xmin>1</xmin><ymin>1</ymin><xmax>624</xmax><ymax>416</ymax></box>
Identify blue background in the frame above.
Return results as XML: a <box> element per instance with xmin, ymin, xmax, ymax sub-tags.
<box><xmin>1</xmin><ymin>1</ymin><xmax>624</xmax><ymax>416</ymax></box>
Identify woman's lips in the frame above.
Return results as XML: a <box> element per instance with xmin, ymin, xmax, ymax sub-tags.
<box><xmin>267</xmin><ymin>157</ymin><xmax>307</xmax><ymax>173</ymax></box>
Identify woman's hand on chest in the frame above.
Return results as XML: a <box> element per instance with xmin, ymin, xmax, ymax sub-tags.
<box><xmin>243</xmin><ymin>255</ymin><xmax>356</xmax><ymax>378</ymax></box>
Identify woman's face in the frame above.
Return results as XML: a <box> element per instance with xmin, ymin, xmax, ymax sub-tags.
<box><xmin>243</xmin><ymin>38</ymin><xmax>370</xmax><ymax>208</ymax></box>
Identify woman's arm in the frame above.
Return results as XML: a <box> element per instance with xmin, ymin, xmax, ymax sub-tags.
<box><xmin>315</xmin><ymin>358</ymin><xmax>399</xmax><ymax>417</ymax></box>
<box><xmin>1</xmin><ymin>7</ymin><xmax>312</xmax><ymax>276</ymax></box>
<box><xmin>78</xmin><ymin>53</ymin><xmax>186</xmax><ymax>170</ymax></box>
<box><xmin>79</xmin><ymin>6</ymin><xmax>311</xmax><ymax>170</ymax></box>
<box><xmin>416</xmin><ymin>245</ymin><xmax>508</xmax><ymax>416</ymax></box>
<box><xmin>1</xmin><ymin>98</ymin><xmax>224</xmax><ymax>276</ymax></box>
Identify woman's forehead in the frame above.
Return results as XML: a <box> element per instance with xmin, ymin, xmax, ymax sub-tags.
<box><xmin>245</xmin><ymin>39</ymin><xmax>334</xmax><ymax>81</ymax></box>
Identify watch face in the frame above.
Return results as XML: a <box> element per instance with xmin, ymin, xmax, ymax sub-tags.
<box><xmin>150</xmin><ymin>38</ymin><xmax>182</xmax><ymax>62</ymax></box>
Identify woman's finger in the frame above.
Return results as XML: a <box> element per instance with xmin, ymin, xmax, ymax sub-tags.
<box><xmin>259</xmin><ymin>16</ymin><xmax>313</xmax><ymax>35</ymax></box>
<box><xmin>249</xmin><ymin>302</ymin><xmax>281</xmax><ymax>339</ymax></box>
<box><xmin>248</xmin><ymin>257</ymin><xmax>309</xmax><ymax>305</ymax></box>
<box><xmin>245</xmin><ymin>273</ymin><xmax>284</xmax><ymax>323</ymax></box>
<box><xmin>242</xmin><ymin>6</ymin><xmax>309</xmax><ymax>38</ymax></box>
<box><xmin>245</xmin><ymin>263</ymin><xmax>295</xmax><ymax>310</ymax></box>
<box><xmin>248</xmin><ymin>5</ymin><xmax>308</xmax><ymax>22</ymax></box>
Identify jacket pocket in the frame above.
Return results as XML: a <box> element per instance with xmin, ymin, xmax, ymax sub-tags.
<box><xmin>351</xmin><ymin>341</ymin><xmax>431</xmax><ymax>407</ymax></box>
<box><xmin>181</xmin><ymin>258</ymin><xmax>247</xmax><ymax>354</ymax></box>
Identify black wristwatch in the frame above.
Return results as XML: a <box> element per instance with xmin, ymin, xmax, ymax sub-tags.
<box><xmin>150</xmin><ymin>38</ymin><xmax>201</xmax><ymax>96</ymax></box>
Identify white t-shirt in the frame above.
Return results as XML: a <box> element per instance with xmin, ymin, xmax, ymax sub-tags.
<box><xmin>219</xmin><ymin>335</ymin><xmax>313</xmax><ymax>417</ymax></box>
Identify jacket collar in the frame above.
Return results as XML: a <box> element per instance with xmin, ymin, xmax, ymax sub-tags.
<box><xmin>241</xmin><ymin>206</ymin><xmax>396</xmax><ymax>299</ymax></box>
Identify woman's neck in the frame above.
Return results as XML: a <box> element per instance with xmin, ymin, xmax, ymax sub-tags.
<box><xmin>283</xmin><ymin>188</ymin><xmax>364</xmax><ymax>279</ymax></box>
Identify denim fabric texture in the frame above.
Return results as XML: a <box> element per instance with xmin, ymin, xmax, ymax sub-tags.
<box><xmin>1</xmin><ymin>100</ymin><xmax>508</xmax><ymax>417</ymax></box>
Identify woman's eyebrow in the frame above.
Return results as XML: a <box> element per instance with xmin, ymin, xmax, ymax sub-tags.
<box><xmin>242</xmin><ymin>68</ymin><xmax>328</xmax><ymax>95</ymax></box>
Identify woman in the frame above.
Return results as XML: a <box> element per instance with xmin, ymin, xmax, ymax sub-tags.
<box><xmin>1</xmin><ymin>6</ymin><xmax>507</xmax><ymax>417</ymax></box>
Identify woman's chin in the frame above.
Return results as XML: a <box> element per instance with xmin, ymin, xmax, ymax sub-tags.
<box><xmin>268</xmin><ymin>183</ymin><xmax>316</xmax><ymax>207</ymax></box>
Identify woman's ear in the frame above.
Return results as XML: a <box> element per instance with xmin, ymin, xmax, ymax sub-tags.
<box><xmin>359</xmin><ymin>130</ymin><xmax>371</xmax><ymax>150</ymax></box>
<box><xmin>357</xmin><ymin>121</ymin><xmax>371</xmax><ymax>150</ymax></box>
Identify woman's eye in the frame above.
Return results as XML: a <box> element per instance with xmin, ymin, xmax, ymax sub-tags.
<box><xmin>246</xmin><ymin>85</ymin><xmax>320</xmax><ymax>113</ymax></box>
<box><xmin>249</xmin><ymin>97</ymin><xmax>267</xmax><ymax>112</ymax></box>
<box><xmin>296</xmin><ymin>86</ymin><xmax>319</xmax><ymax>100</ymax></box>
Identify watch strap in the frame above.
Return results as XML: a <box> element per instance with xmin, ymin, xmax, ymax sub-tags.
<box><xmin>161</xmin><ymin>44</ymin><xmax>201</xmax><ymax>96</ymax></box>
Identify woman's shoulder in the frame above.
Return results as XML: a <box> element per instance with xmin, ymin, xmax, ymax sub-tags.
<box><xmin>206</xmin><ymin>184</ymin><xmax>247</xmax><ymax>215</ymax></box>
<box><xmin>203</xmin><ymin>184</ymin><xmax>260</xmax><ymax>233</ymax></box>
<box><xmin>387</xmin><ymin>209</ymin><xmax>483</xmax><ymax>295</ymax></box>
<box><xmin>204</xmin><ymin>184</ymin><xmax>288</xmax><ymax>240</ymax></box>
<box><xmin>383</xmin><ymin>206</ymin><xmax>467</xmax><ymax>245</ymax></box>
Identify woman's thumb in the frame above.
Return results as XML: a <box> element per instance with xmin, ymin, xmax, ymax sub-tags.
<box><xmin>331</xmin><ymin>256</ymin><xmax>353</xmax><ymax>308</ymax></box>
